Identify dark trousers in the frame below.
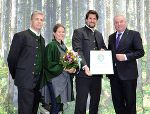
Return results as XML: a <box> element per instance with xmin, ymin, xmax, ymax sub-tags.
<box><xmin>110</xmin><ymin>77</ymin><xmax>137</xmax><ymax>114</ymax></box>
<box><xmin>18</xmin><ymin>87</ymin><xmax>41</xmax><ymax>114</ymax></box>
<box><xmin>74</xmin><ymin>77</ymin><xmax>102</xmax><ymax>114</ymax></box>
<box><xmin>47</xmin><ymin>82</ymin><xmax>63</xmax><ymax>114</ymax></box>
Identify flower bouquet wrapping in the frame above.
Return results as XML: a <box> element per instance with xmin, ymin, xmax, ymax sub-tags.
<box><xmin>60</xmin><ymin>50</ymin><xmax>81</xmax><ymax>73</ymax></box>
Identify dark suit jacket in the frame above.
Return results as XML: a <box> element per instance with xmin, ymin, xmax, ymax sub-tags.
<box><xmin>72</xmin><ymin>26</ymin><xmax>106</xmax><ymax>78</ymax></box>
<box><xmin>108</xmin><ymin>29</ymin><xmax>144</xmax><ymax>80</ymax></box>
<box><xmin>7</xmin><ymin>29</ymin><xmax>45</xmax><ymax>89</ymax></box>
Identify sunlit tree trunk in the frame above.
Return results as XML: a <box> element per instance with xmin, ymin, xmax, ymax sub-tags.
<box><xmin>1</xmin><ymin>0</ymin><xmax>11</xmax><ymax>63</ymax></box>
<box><xmin>16</xmin><ymin>0</ymin><xmax>26</xmax><ymax>32</ymax></box>
<box><xmin>44</xmin><ymin>0</ymin><xmax>56</xmax><ymax>44</ymax></box>
<box><xmin>61</xmin><ymin>0</ymin><xmax>66</xmax><ymax>26</ymax></box>
<box><xmin>72</xmin><ymin>0</ymin><xmax>78</xmax><ymax>29</ymax></box>
<box><xmin>0</xmin><ymin>0</ymin><xmax>2</xmax><ymax>54</ymax></box>
<box><xmin>136</xmin><ymin>0</ymin><xmax>144</xmax><ymax>89</ymax></box>
<box><xmin>78</xmin><ymin>0</ymin><xmax>88</xmax><ymax>28</ymax></box>
<box><xmin>136</xmin><ymin>0</ymin><xmax>145</xmax><ymax>113</ymax></box>
<box><xmin>37</xmin><ymin>0</ymin><xmax>42</xmax><ymax>10</ymax></box>
<box><xmin>145</xmin><ymin>0</ymin><xmax>150</xmax><ymax>83</ymax></box>
<box><xmin>43</xmin><ymin>0</ymin><xmax>51</xmax><ymax>44</ymax></box>
<box><xmin>2</xmin><ymin>0</ymin><xmax>15</xmax><ymax>113</ymax></box>
<box><xmin>8</xmin><ymin>0</ymin><xmax>18</xmax><ymax>108</ymax></box>
<box><xmin>95</xmin><ymin>0</ymin><xmax>105</xmax><ymax>36</ymax></box>
<box><xmin>25</xmin><ymin>0</ymin><xmax>31</xmax><ymax>29</ymax></box>
<box><xmin>104</xmin><ymin>0</ymin><xmax>114</xmax><ymax>43</ymax></box>
<box><xmin>88</xmin><ymin>0</ymin><xmax>93</xmax><ymax>9</ymax></box>
<box><xmin>126</xmin><ymin>0</ymin><xmax>137</xmax><ymax>29</ymax></box>
<box><xmin>68</xmin><ymin>0</ymin><xmax>73</xmax><ymax>40</ymax></box>
<box><xmin>56</xmin><ymin>0</ymin><xmax>60</xmax><ymax>22</ymax></box>
<box><xmin>52</xmin><ymin>0</ymin><xmax>56</xmax><ymax>31</ymax></box>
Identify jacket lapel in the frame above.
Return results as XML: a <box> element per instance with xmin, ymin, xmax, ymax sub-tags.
<box><xmin>117</xmin><ymin>29</ymin><xmax>129</xmax><ymax>49</ymax></box>
<box><xmin>111</xmin><ymin>32</ymin><xmax>117</xmax><ymax>50</ymax></box>
<box><xmin>94</xmin><ymin>31</ymin><xmax>99</xmax><ymax>48</ymax></box>
<box><xmin>94</xmin><ymin>30</ymin><xmax>103</xmax><ymax>49</ymax></box>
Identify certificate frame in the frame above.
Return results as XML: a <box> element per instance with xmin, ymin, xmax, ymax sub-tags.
<box><xmin>90</xmin><ymin>50</ymin><xmax>114</xmax><ymax>74</ymax></box>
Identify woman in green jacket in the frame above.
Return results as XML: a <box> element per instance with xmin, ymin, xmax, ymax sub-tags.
<box><xmin>44</xmin><ymin>23</ymin><xmax>75</xmax><ymax>114</ymax></box>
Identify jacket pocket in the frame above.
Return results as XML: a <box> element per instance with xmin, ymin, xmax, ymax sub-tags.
<box><xmin>16</xmin><ymin>66</ymin><xmax>25</xmax><ymax>70</ymax></box>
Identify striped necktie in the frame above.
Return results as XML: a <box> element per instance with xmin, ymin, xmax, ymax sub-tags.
<box><xmin>116</xmin><ymin>33</ymin><xmax>122</xmax><ymax>49</ymax></box>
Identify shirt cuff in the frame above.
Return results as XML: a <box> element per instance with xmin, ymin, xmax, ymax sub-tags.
<box><xmin>82</xmin><ymin>65</ymin><xmax>87</xmax><ymax>70</ymax></box>
<box><xmin>124</xmin><ymin>54</ymin><xmax>127</xmax><ymax>61</ymax></box>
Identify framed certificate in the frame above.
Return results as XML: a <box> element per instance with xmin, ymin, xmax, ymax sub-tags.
<box><xmin>90</xmin><ymin>50</ymin><xmax>114</xmax><ymax>74</ymax></box>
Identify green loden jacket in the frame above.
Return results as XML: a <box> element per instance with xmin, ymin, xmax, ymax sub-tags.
<box><xmin>45</xmin><ymin>39</ymin><xmax>64</xmax><ymax>81</ymax></box>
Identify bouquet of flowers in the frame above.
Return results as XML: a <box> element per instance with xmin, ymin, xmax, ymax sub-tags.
<box><xmin>60</xmin><ymin>50</ymin><xmax>79</xmax><ymax>70</ymax></box>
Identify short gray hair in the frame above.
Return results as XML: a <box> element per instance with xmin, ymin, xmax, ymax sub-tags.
<box><xmin>113</xmin><ymin>15</ymin><xmax>127</xmax><ymax>23</ymax></box>
<box><xmin>31</xmin><ymin>10</ymin><xmax>44</xmax><ymax>20</ymax></box>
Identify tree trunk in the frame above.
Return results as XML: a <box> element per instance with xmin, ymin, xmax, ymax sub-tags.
<box><xmin>78</xmin><ymin>0</ymin><xmax>88</xmax><ymax>28</ymax></box>
<box><xmin>72</xmin><ymin>0</ymin><xmax>78</xmax><ymax>29</ymax></box>
<box><xmin>68</xmin><ymin>0</ymin><xmax>73</xmax><ymax>39</ymax></box>
<box><xmin>61</xmin><ymin>0</ymin><xmax>66</xmax><ymax>26</ymax></box>
<box><xmin>25</xmin><ymin>0</ymin><xmax>31</xmax><ymax>29</ymax></box>
<box><xmin>8</xmin><ymin>0</ymin><xmax>17</xmax><ymax>106</ymax></box>
<box><xmin>0</xmin><ymin>0</ymin><xmax>2</xmax><ymax>54</ymax></box>
<box><xmin>1</xmin><ymin>0</ymin><xmax>11</xmax><ymax>63</ymax></box>
<box><xmin>145</xmin><ymin>0</ymin><xmax>150</xmax><ymax>83</ymax></box>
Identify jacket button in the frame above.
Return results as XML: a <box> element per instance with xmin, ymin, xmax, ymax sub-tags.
<box><xmin>32</xmin><ymin>72</ymin><xmax>34</xmax><ymax>75</ymax></box>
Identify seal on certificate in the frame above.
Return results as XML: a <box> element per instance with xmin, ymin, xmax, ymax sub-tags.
<box><xmin>97</xmin><ymin>54</ymin><xmax>104</xmax><ymax>63</ymax></box>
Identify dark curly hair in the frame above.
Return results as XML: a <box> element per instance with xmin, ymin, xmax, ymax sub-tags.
<box><xmin>85</xmin><ymin>10</ymin><xmax>99</xmax><ymax>20</ymax></box>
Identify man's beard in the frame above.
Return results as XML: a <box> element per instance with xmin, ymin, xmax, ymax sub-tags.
<box><xmin>88</xmin><ymin>24</ymin><xmax>95</xmax><ymax>28</ymax></box>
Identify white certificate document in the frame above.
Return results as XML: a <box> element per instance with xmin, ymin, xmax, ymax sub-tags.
<box><xmin>90</xmin><ymin>50</ymin><xmax>114</xmax><ymax>74</ymax></box>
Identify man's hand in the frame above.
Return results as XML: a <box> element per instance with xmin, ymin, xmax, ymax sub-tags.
<box><xmin>100</xmin><ymin>48</ymin><xmax>105</xmax><ymax>51</ymax></box>
<box><xmin>83</xmin><ymin>65</ymin><xmax>92</xmax><ymax>76</ymax></box>
<box><xmin>116</xmin><ymin>54</ymin><xmax>126</xmax><ymax>61</ymax></box>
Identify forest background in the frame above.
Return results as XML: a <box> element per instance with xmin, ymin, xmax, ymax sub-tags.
<box><xmin>0</xmin><ymin>0</ymin><xmax>150</xmax><ymax>114</ymax></box>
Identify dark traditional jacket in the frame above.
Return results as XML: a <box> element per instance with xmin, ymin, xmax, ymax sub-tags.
<box><xmin>72</xmin><ymin>26</ymin><xmax>107</xmax><ymax>78</ymax></box>
<box><xmin>7</xmin><ymin>29</ymin><xmax>45</xmax><ymax>89</ymax></box>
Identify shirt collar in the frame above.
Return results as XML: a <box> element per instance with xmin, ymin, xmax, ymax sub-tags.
<box><xmin>117</xmin><ymin>31</ymin><xmax>124</xmax><ymax>35</ymax></box>
<box><xmin>116</xmin><ymin>31</ymin><xmax>124</xmax><ymax>38</ymax></box>
<box><xmin>85</xmin><ymin>24</ymin><xmax>95</xmax><ymax>32</ymax></box>
<box><xmin>30</xmin><ymin>27</ymin><xmax>41</xmax><ymax>36</ymax></box>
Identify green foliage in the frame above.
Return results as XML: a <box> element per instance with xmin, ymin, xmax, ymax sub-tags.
<box><xmin>65</xmin><ymin>34</ymin><xmax>72</xmax><ymax>48</ymax></box>
<box><xmin>0</xmin><ymin>35</ymin><xmax>1</xmax><ymax>50</ymax></box>
<box><xmin>141</xmin><ymin>45</ymin><xmax>147</xmax><ymax>73</ymax></box>
<box><xmin>0</xmin><ymin>57</ymin><xmax>17</xmax><ymax>114</ymax></box>
<box><xmin>0</xmin><ymin>59</ymin><xmax>8</xmax><ymax>114</ymax></box>
<box><xmin>0</xmin><ymin>108</ymin><xmax>7</xmax><ymax>114</ymax></box>
<box><xmin>63</xmin><ymin>69</ymin><xmax>150</xmax><ymax>114</ymax></box>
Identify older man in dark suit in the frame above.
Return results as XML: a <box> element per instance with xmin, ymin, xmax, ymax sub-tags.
<box><xmin>7</xmin><ymin>10</ymin><xmax>45</xmax><ymax>114</ymax></box>
<box><xmin>108</xmin><ymin>15</ymin><xmax>145</xmax><ymax>114</ymax></box>
<box><xmin>72</xmin><ymin>10</ymin><xmax>106</xmax><ymax>114</ymax></box>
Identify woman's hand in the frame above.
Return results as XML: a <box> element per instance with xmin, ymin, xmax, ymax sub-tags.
<box><xmin>64</xmin><ymin>67</ymin><xmax>76</xmax><ymax>74</ymax></box>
